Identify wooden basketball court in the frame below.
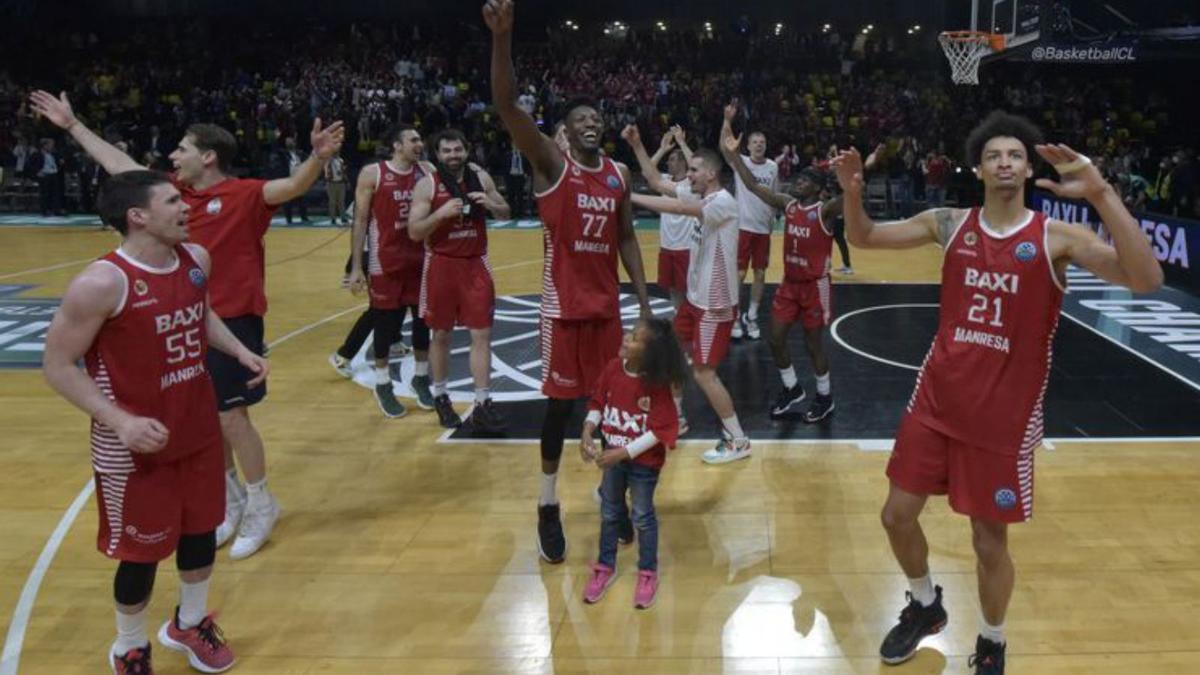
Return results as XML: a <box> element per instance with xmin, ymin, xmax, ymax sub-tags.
<box><xmin>2</xmin><ymin>224</ymin><xmax>1198</xmax><ymax>674</ymax></box>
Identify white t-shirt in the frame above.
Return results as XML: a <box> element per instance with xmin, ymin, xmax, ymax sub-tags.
<box><xmin>659</xmin><ymin>175</ymin><xmax>697</xmax><ymax>251</ymax></box>
<box><xmin>686</xmin><ymin>189</ymin><xmax>739</xmax><ymax>312</ymax></box>
<box><xmin>734</xmin><ymin>155</ymin><xmax>779</xmax><ymax>234</ymax></box>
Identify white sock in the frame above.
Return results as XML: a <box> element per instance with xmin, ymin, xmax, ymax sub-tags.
<box><xmin>414</xmin><ymin>360</ymin><xmax>429</xmax><ymax>377</ymax></box>
<box><xmin>721</xmin><ymin>415</ymin><xmax>746</xmax><ymax>442</ymax></box>
<box><xmin>980</xmin><ymin>615</ymin><xmax>1006</xmax><ymax>645</ymax></box>
<box><xmin>908</xmin><ymin>575</ymin><xmax>936</xmax><ymax>607</ymax></box>
<box><xmin>539</xmin><ymin>472</ymin><xmax>558</xmax><ymax>506</ymax></box>
<box><xmin>780</xmin><ymin>366</ymin><xmax>798</xmax><ymax>389</ymax></box>
<box><xmin>177</xmin><ymin>578</ymin><xmax>211</xmax><ymax>629</ymax></box>
<box><xmin>474</xmin><ymin>388</ymin><xmax>489</xmax><ymax>404</ymax></box>
<box><xmin>374</xmin><ymin>366</ymin><xmax>390</xmax><ymax>385</ymax></box>
<box><xmin>748</xmin><ymin>301</ymin><xmax>760</xmax><ymax>319</ymax></box>
<box><xmin>433</xmin><ymin>380</ymin><xmax>447</xmax><ymax>397</ymax></box>
<box><xmin>673</xmin><ymin>395</ymin><xmax>684</xmax><ymax>416</ymax></box>
<box><xmin>113</xmin><ymin>607</ymin><xmax>149</xmax><ymax>655</ymax></box>
<box><xmin>245</xmin><ymin>478</ymin><xmax>270</xmax><ymax>509</ymax></box>
<box><xmin>816</xmin><ymin>372</ymin><xmax>831</xmax><ymax>396</ymax></box>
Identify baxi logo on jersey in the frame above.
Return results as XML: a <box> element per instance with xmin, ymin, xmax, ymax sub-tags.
<box><xmin>1014</xmin><ymin>241</ymin><xmax>1038</xmax><ymax>263</ymax></box>
<box><xmin>364</xmin><ymin>292</ymin><xmax>675</xmax><ymax>402</ymax></box>
<box><xmin>993</xmin><ymin>487</ymin><xmax>1018</xmax><ymax>511</ymax></box>
<box><xmin>206</xmin><ymin>198</ymin><xmax>222</xmax><ymax>216</ymax></box>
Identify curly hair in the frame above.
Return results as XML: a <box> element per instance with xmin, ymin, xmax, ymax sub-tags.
<box><xmin>964</xmin><ymin>110</ymin><xmax>1043</xmax><ymax>168</ymax></box>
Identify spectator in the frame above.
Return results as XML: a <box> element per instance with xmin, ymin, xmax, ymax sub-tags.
<box><xmin>29</xmin><ymin>138</ymin><xmax>66</xmax><ymax>216</ymax></box>
<box><xmin>324</xmin><ymin>151</ymin><xmax>348</xmax><ymax>225</ymax></box>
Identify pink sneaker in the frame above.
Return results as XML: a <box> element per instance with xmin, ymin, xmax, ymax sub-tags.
<box><xmin>110</xmin><ymin>643</ymin><xmax>154</xmax><ymax>674</ymax></box>
<box><xmin>634</xmin><ymin>569</ymin><xmax>659</xmax><ymax>609</ymax></box>
<box><xmin>582</xmin><ymin>563</ymin><xmax>617</xmax><ymax>604</ymax></box>
<box><xmin>157</xmin><ymin>610</ymin><xmax>235</xmax><ymax>673</ymax></box>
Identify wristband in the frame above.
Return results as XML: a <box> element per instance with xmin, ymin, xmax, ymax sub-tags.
<box><xmin>625</xmin><ymin>431</ymin><xmax>659</xmax><ymax>459</ymax></box>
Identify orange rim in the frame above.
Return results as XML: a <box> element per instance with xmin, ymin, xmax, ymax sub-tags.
<box><xmin>939</xmin><ymin>30</ymin><xmax>1006</xmax><ymax>53</ymax></box>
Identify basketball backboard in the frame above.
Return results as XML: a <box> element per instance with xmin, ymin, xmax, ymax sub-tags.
<box><xmin>972</xmin><ymin>0</ymin><xmax>1042</xmax><ymax>52</ymax></box>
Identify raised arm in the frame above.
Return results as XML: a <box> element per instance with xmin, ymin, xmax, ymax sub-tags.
<box><xmin>263</xmin><ymin>118</ymin><xmax>345</xmax><ymax>206</ymax></box>
<box><xmin>29</xmin><ymin>90</ymin><xmax>144</xmax><ymax>175</ymax></box>
<box><xmin>647</xmin><ymin>131</ymin><xmax>674</xmax><ymax>167</ymax></box>
<box><xmin>409</xmin><ymin>174</ymin><xmax>466</xmax><ymax>241</ymax></box>
<box><xmin>347</xmin><ymin>164</ymin><xmax>378</xmax><ymax>293</ymax></box>
<box><xmin>42</xmin><ymin>263</ymin><xmax>167</xmax><ymax>453</ymax></box>
<box><xmin>630</xmin><ymin>193</ymin><xmax>704</xmax><ymax>219</ymax></box>
<box><xmin>1038</xmin><ymin>144</ymin><xmax>1163</xmax><ymax>293</ymax></box>
<box><xmin>832</xmin><ymin>147</ymin><xmax>954</xmax><ymax>249</ymax></box>
<box><xmin>615</xmin><ymin>164</ymin><xmax>652</xmax><ymax>317</ymax></box>
<box><xmin>620</xmin><ymin>125</ymin><xmax>677</xmax><ymax>197</ymax></box>
<box><xmin>720</xmin><ymin>120</ymin><xmax>790</xmax><ymax>211</ymax></box>
<box><xmin>671</xmin><ymin>125</ymin><xmax>694</xmax><ymax>162</ymax></box>
<box><xmin>484</xmin><ymin>0</ymin><xmax>564</xmax><ymax>186</ymax></box>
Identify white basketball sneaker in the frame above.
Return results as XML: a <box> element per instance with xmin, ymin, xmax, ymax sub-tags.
<box><xmin>230</xmin><ymin>493</ymin><xmax>280</xmax><ymax>560</ymax></box>
<box><xmin>701</xmin><ymin>437</ymin><xmax>752</xmax><ymax>464</ymax></box>
<box><xmin>215</xmin><ymin>472</ymin><xmax>246</xmax><ymax>548</ymax></box>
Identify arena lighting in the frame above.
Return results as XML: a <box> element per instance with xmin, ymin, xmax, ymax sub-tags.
<box><xmin>822</xmin><ymin>23</ymin><xmax>832</xmax><ymax>32</ymax></box>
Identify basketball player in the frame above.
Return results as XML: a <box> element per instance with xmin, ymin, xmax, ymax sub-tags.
<box><xmin>625</xmin><ymin>126</ymin><xmax>696</xmax><ymax>311</ymax></box>
<box><xmin>622</xmin><ymin>125</ymin><xmax>752</xmax><ymax>465</ymax></box>
<box><xmin>485</xmin><ymin>0</ymin><xmax>653</xmax><ymax>564</ymax></box>
<box><xmin>30</xmin><ymin>89</ymin><xmax>343</xmax><ymax>560</ymax></box>
<box><xmin>344</xmin><ymin>124</ymin><xmax>436</xmax><ymax>418</ymax></box>
<box><xmin>726</xmin><ymin>104</ymin><xmax>780</xmax><ymax>341</ymax></box>
<box><xmin>720</xmin><ymin>115</ymin><xmax>842</xmax><ymax>423</ymax></box>
<box><xmin>832</xmin><ymin>111</ymin><xmax>1162</xmax><ymax>674</ymax></box>
<box><xmin>42</xmin><ymin>171</ymin><xmax>269</xmax><ymax>673</ymax></box>
<box><xmin>408</xmin><ymin>128</ymin><xmax>510</xmax><ymax>432</ymax></box>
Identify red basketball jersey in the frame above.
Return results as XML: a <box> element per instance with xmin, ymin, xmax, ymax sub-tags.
<box><xmin>86</xmin><ymin>246</ymin><xmax>222</xmax><ymax>473</ymax></box>
<box><xmin>586</xmin><ymin>358</ymin><xmax>680</xmax><ymax>471</ymax></box>
<box><xmin>369</xmin><ymin>161</ymin><xmax>427</xmax><ymax>274</ymax></box>
<box><xmin>535</xmin><ymin>153</ymin><xmax>626</xmax><ymax>320</ymax></box>
<box><xmin>427</xmin><ymin>169</ymin><xmax>488</xmax><ymax>258</ymax></box>
<box><xmin>782</xmin><ymin>199</ymin><xmax>833</xmax><ymax>283</ymax></box>
<box><xmin>174</xmin><ymin>176</ymin><xmax>275</xmax><ymax>318</ymax></box>
<box><xmin>908</xmin><ymin>208</ymin><xmax>1065</xmax><ymax>455</ymax></box>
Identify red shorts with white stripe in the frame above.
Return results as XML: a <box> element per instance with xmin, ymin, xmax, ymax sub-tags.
<box><xmin>369</xmin><ymin>266</ymin><xmax>422</xmax><ymax>310</ymax></box>
<box><xmin>656</xmin><ymin>248</ymin><xmax>690</xmax><ymax>293</ymax></box>
<box><xmin>772</xmin><ymin>276</ymin><xmax>833</xmax><ymax>329</ymax></box>
<box><xmin>673</xmin><ymin>302</ymin><xmax>735</xmax><ymax>367</ymax></box>
<box><xmin>886</xmin><ymin>414</ymin><xmax>1034</xmax><ymax>523</ymax></box>
<box><xmin>420</xmin><ymin>254</ymin><xmax>495</xmax><ymax>330</ymax></box>
<box><xmin>737</xmin><ymin>231</ymin><xmax>771</xmax><ymax>271</ymax></box>
<box><xmin>540</xmin><ymin>315</ymin><xmax>623</xmax><ymax>399</ymax></box>
<box><xmin>93</xmin><ymin>444</ymin><xmax>224</xmax><ymax>562</ymax></box>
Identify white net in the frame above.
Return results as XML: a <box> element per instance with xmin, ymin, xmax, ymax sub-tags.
<box><xmin>938</xmin><ymin>32</ymin><xmax>996</xmax><ymax>85</ymax></box>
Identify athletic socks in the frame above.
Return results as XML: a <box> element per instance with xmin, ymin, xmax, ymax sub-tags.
<box><xmin>177</xmin><ymin>578</ymin><xmax>211</xmax><ymax>629</ymax></box>
<box><xmin>474</xmin><ymin>388</ymin><xmax>490</xmax><ymax>404</ymax></box>
<box><xmin>374</xmin><ymin>366</ymin><xmax>389</xmax><ymax>385</ymax></box>
<box><xmin>539</xmin><ymin>472</ymin><xmax>558</xmax><ymax>506</ymax></box>
<box><xmin>113</xmin><ymin>607</ymin><xmax>149</xmax><ymax>654</ymax></box>
<box><xmin>909</xmin><ymin>574</ymin><xmax>937</xmax><ymax>607</ymax></box>
<box><xmin>816</xmin><ymin>372</ymin><xmax>831</xmax><ymax>396</ymax></box>
<box><xmin>748</xmin><ymin>301</ymin><xmax>760</xmax><ymax>319</ymax></box>
<box><xmin>433</xmin><ymin>381</ymin><xmax>448</xmax><ymax>397</ymax></box>
<box><xmin>979</xmin><ymin>615</ymin><xmax>1006</xmax><ymax>645</ymax></box>
<box><xmin>245</xmin><ymin>478</ymin><xmax>271</xmax><ymax>509</ymax></box>
<box><xmin>414</xmin><ymin>360</ymin><xmax>430</xmax><ymax>377</ymax></box>
<box><xmin>721</xmin><ymin>415</ymin><xmax>746</xmax><ymax>441</ymax></box>
<box><xmin>780</xmin><ymin>366</ymin><xmax>798</xmax><ymax>389</ymax></box>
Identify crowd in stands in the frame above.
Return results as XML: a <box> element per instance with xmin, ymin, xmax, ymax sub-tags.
<box><xmin>1</xmin><ymin>18</ymin><xmax>1196</xmax><ymax>219</ymax></box>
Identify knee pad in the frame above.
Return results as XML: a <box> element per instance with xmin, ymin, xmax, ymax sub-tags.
<box><xmin>113</xmin><ymin>561</ymin><xmax>158</xmax><ymax>606</ymax></box>
<box><xmin>175</xmin><ymin>531</ymin><xmax>216</xmax><ymax>572</ymax></box>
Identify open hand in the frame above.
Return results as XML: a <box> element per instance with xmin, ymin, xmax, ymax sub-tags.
<box><xmin>28</xmin><ymin>90</ymin><xmax>79</xmax><ymax>130</ymax></box>
<box><xmin>482</xmin><ymin>0</ymin><xmax>515</xmax><ymax>35</ymax></box>
<box><xmin>1035</xmin><ymin>143</ymin><xmax>1109</xmax><ymax>201</ymax></box>
<box><xmin>310</xmin><ymin>118</ymin><xmax>346</xmax><ymax>160</ymax></box>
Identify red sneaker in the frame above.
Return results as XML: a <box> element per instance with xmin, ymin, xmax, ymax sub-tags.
<box><xmin>634</xmin><ymin>569</ymin><xmax>659</xmax><ymax>609</ymax></box>
<box><xmin>157</xmin><ymin>609</ymin><xmax>235</xmax><ymax>673</ymax></box>
<box><xmin>110</xmin><ymin>643</ymin><xmax>154</xmax><ymax>674</ymax></box>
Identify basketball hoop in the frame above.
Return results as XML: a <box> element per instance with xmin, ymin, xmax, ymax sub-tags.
<box><xmin>938</xmin><ymin>31</ymin><xmax>1005</xmax><ymax>85</ymax></box>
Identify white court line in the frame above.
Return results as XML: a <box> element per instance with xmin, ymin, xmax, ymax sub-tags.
<box><xmin>1</xmin><ymin>296</ymin><xmax>383</xmax><ymax>675</ymax></box>
<box><xmin>1</xmin><ymin>480</ymin><xmax>95</xmax><ymax>675</ymax></box>
<box><xmin>0</xmin><ymin>257</ymin><xmax>95</xmax><ymax>281</ymax></box>
<box><xmin>828</xmin><ymin>303</ymin><xmax>938</xmax><ymax>372</ymax></box>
